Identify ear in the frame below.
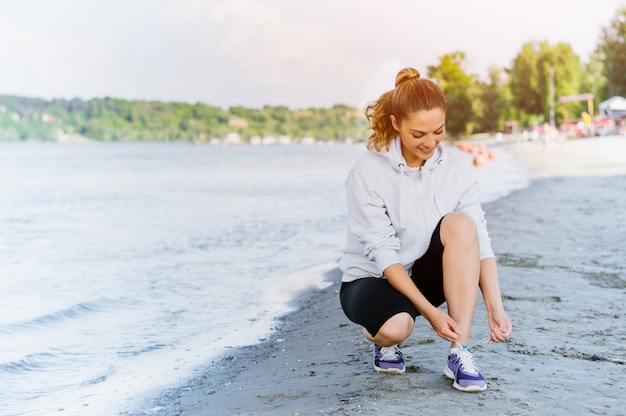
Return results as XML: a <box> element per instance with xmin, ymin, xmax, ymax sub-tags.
<box><xmin>390</xmin><ymin>115</ymin><xmax>400</xmax><ymax>132</ymax></box>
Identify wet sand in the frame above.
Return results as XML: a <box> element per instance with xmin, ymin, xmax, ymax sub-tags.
<box><xmin>137</xmin><ymin>136</ymin><xmax>626</xmax><ymax>416</ymax></box>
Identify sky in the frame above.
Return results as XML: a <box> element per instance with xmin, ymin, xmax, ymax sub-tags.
<box><xmin>1</xmin><ymin>0</ymin><xmax>625</xmax><ymax>109</ymax></box>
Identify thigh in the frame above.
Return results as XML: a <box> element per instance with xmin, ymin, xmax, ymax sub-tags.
<box><xmin>411</xmin><ymin>217</ymin><xmax>446</xmax><ymax>307</ymax></box>
<box><xmin>340</xmin><ymin>278</ymin><xmax>417</xmax><ymax>337</ymax></box>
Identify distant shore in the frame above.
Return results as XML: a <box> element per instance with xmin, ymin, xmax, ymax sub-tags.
<box><xmin>135</xmin><ymin>135</ymin><xmax>626</xmax><ymax>416</ymax></box>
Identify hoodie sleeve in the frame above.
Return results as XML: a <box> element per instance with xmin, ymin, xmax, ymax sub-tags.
<box><xmin>456</xmin><ymin>178</ymin><xmax>495</xmax><ymax>260</ymax></box>
<box><xmin>346</xmin><ymin>168</ymin><xmax>402</xmax><ymax>275</ymax></box>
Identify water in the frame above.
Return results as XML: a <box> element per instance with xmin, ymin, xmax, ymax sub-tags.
<box><xmin>0</xmin><ymin>141</ymin><xmax>528</xmax><ymax>415</ymax></box>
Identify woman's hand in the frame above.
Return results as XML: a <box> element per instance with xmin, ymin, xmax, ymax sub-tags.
<box><xmin>425</xmin><ymin>308</ymin><xmax>462</xmax><ymax>342</ymax></box>
<box><xmin>487</xmin><ymin>307</ymin><xmax>512</xmax><ymax>343</ymax></box>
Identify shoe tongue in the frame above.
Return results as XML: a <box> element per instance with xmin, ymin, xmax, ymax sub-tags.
<box><xmin>381</xmin><ymin>346</ymin><xmax>399</xmax><ymax>361</ymax></box>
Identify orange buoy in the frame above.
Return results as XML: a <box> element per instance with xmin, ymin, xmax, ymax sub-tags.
<box><xmin>473</xmin><ymin>154</ymin><xmax>488</xmax><ymax>167</ymax></box>
<box><xmin>488</xmin><ymin>149</ymin><xmax>498</xmax><ymax>160</ymax></box>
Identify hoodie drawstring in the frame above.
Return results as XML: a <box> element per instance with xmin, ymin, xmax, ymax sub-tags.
<box><xmin>398</xmin><ymin>163</ymin><xmax>406</xmax><ymax>229</ymax></box>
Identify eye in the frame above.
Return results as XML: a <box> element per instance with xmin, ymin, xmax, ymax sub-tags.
<box><xmin>412</xmin><ymin>134</ymin><xmax>424</xmax><ymax>139</ymax></box>
<box><xmin>434</xmin><ymin>130</ymin><xmax>444</xmax><ymax>135</ymax></box>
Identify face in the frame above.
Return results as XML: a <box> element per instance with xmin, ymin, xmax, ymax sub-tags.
<box><xmin>390</xmin><ymin>108</ymin><xmax>446</xmax><ymax>167</ymax></box>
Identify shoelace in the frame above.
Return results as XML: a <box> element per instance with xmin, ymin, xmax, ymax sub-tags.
<box><xmin>380</xmin><ymin>345</ymin><xmax>402</xmax><ymax>362</ymax></box>
<box><xmin>467</xmin><ymin>337</ymin><xmax>493</xmax><ymax>349</ymax></box>
<box><xmin>452</xmin><ymin>342</ymin><xmax>480</xmax><ymax>375</ymax></box>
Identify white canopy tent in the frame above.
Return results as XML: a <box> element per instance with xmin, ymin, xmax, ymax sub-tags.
<box><xmin>599</xmin><ymin>96</ymin><xmax>626</xmax><ymax>117</ymax></box>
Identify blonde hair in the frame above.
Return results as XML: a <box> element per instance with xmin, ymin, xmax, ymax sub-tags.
<box><xmin>365</xmin><ymin>68</ymin><xmax>446</xmax><ymax>152</ymax></box>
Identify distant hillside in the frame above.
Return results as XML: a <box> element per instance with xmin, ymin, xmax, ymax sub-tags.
<box><xmin>0</xmin><ymin>95</ymin><xmax>366</xmax><ymax>143</ymax></box>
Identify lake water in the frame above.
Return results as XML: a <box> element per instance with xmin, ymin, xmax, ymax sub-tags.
<box><xmin>0</xmin><ymin>141</ymin><xmax>528</xmax><ymax>415</ymax></box>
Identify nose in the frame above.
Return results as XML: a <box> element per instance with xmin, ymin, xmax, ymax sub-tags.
<box><xmin>423</xmin><ymin>134</ymin><xmax>437</xmax><ymax>147</ymax></box>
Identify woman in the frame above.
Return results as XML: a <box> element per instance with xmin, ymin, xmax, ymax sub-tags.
<box><xmin>339</xmin><ymin>67</ymin><xmax>512</xmax><ymax>392</ymax></box>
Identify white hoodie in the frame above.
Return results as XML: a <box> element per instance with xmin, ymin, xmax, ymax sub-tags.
<box><xmin>339</xmin><ymin>137</ymin><xmax>494</xmax><ymax>283</ymax></box>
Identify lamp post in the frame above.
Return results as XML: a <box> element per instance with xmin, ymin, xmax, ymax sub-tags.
<box><xmin>549</xmin><ymin>67</ymin><xmax>555</xmax><ymax>128</ymax></box>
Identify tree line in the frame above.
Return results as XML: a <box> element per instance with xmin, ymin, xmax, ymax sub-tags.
<box><xmin>0</xmin><ymin>97</ymin><xmax>365</xmax><ymax>143</ymax></box>
<box><xmin>1</xmin><ymin>7</ymin><xmax>625</xmax><ymax>142</ymax></box>
<box><xmin>430</xmin><ymin>6</ymin><xmax>626</xmax><ymax>137</ymax></box>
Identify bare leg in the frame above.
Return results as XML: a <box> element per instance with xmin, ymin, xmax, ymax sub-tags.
<box><xmin>362</xmin><ymin>312</ymin><xmax>414</xmax><ymax>346</ymax></box>
<box><xmin>440</xmin><ymin>212</ymin><xmax>480</xmax><ymax>348</ymax></box>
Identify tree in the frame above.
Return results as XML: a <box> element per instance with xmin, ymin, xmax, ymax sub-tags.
<box><xmin>537</xmin><ymin>42</ymin><xmax>584</xmax><ymax>123</ymax></box>
<box><xmin>580</xmin><ymin>50</ymin><xmax>607</xmax><ymax>107</ymax></box>
<box><xmin>597</xmin><ymin>6</ymin><xmax>626</xmax><ymax>97</ymax></box>
<box><xmin>508</xmin><ymin>42</ymin><xmax>543</xmax><ymax>118</ymax></box>
<box><xmin>427</xmin><ymin>52</ymin><xmax>475</xmax><ymax>138</ymax></box>
<box><xmin>508</xmin><ymin>41</ymin><xmax>583</xmax><ymax>125</ymax></box>
<box><xmin>0</xmin><ymin>94</ymin><xmax>366</xmax><ymax>142</ymax></box>
<box><xmin>475</xmin><ymin>66</ymin><xmax>509</xmax><ymax>133</ymax></box>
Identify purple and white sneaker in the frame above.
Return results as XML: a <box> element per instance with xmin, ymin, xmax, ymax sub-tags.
<box><xmin>444</xmin><ymin>345</ymin><xmax>487</xmax><ymax>392</ymax></box>
<box><xmin>374</xmin><ymin>344</ymin><xmax>405</xmax><ymax>374</ymax></box>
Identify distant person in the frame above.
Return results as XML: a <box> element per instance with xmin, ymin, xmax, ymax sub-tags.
<box><xmin>339</xmin><ymin>68</ymin><xmax>512</xmax><ymax>392</ymax></box>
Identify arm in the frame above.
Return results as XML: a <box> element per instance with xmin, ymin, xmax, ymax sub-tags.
<box><xmin>479</xmin><ymin>257</ymin><xmax>512</xmax><ymax>343</ymax></box>
<box><xmin>384</xmin><ymin>263</ymin><xmax>462</xmax><ymax>342</ymax></box>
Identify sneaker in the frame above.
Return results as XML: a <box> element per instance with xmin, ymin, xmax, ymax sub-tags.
<box><xmin>374</xmin><ymin>344</ymin><xmax>405</xmax><ymax>374</ymax></box>
<box><xmin>444</xmin><ymin>345</ymin><xmax>487</xmax><ymax>392</ymax></box>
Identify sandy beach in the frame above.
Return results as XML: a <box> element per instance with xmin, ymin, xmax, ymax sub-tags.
<box><xmin>138</xmin><ymin>135</ymin><xmax>626</xmax><ymax>416</ymax></box>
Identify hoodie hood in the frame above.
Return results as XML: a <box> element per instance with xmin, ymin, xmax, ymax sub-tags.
<box><xmin>380</xmin><ymin>136</ymin><xmax>445</xmax><ymax>172</ymax></box>
<box><xmin>380</xmin><ymin>136</ymin><xmax>445</xmax><ymax>228</ymax></box>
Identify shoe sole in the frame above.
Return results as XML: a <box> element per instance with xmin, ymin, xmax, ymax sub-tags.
<box><xmin>444</xmin><ymin>367</ymin><xmax>487</xmax><ymax>392</ymax></box>
<box><xmin>374</xmin><ymin>364</ymin><xmax>405</xmax><ymax>374</ymax></box>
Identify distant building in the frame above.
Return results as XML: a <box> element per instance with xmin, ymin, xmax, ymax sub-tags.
<box><xmin>262</xmin><ymin>135</ymin><xmax>277</xmax><ymax>145</ymax></box>
<box><xmin>224</xmin><ymin>132</ymin><xmax>241</xmax><ymax>145</ymax></box>
<box><xmin>228</xmin><ymin>117</ymin><xmax>249</xmax><ymax>128</ymax></box>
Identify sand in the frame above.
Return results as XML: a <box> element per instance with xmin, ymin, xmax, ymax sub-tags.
<box><xmin>137</xmin><ymin>136</ymin><xmax>626</xmax><ymax>416</ymax></box>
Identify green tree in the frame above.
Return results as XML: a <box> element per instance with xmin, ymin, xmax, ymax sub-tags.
<box><xmin>581</xmin><ymin>50</ymin><xmax>608</xmax><ymax>107</ymax></box>
<box><xmin>0</xmin><ymin>94</ymin><xmax>367</xmax><ymax>142</ymax></box>
<box><xmin>508</xmin><ymin>42</ymin><xmax>543</xmax><ymax>119</ymax></box>
<box><xmin>427</xmin><ymin>51</ymin><xmax>475</xmax><ymax>138</ymax></box>
<box><xmin>508</xmin><ymin>41</ymin><xmax>583</xmax><ymax>125</ymax></box>
<box><xmin>598</xmin><ymin>6</ymin><xmax>626</xmax><ymax>97</ymax></box>
<box><xmin>537</xmin><ymin>42</ymin><xmax>584</xmax><ymax>123</ymax></box>
<box><xmin>475</xmin><ymin>66</ymin><xmax>509</xmax><ymax>133</ymax></box>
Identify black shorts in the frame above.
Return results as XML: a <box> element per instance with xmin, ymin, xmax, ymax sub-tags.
<box><xmin>340</xmin><ymin>218</ymin><xmax>445</xmax><ymax>337</ymax></box>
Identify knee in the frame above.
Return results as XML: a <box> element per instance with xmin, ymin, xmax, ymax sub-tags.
<box><xmin>377</xmin><ymin>313</ymin><xmax>414</xmax><ymax>344</ymax></box>
<box><xmin>441</xmin><ymin>212</ymin><xmax>478</xmax><ymax>245</ymax></box>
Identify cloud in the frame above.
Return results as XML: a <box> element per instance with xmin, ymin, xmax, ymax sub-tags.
<box><xmin>157</xmin><ymin>0</ymin><xmax>375</xmax><ymax>107</ymax></box>
<box><xmin>209</xmin><ymin>0</ymin><xmax>367</xmax><ymax>90</ymax></box>
<box><xmin>0</xmin><ymin>11</ymin><xmax>110</xmax><ymax>99</ymax></box>
<box><xmin>2</xmin><ymin>0</ymin><xmax>625</xmax><ymax>108</ymax></box>
<box><xmin>0</xmin><ymin>13</ymin><xmax>52</xmax><ymax>87</ymax></box>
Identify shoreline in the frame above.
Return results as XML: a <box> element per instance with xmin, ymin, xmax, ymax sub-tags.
<box><xmin>135</xmin><ymin>136</ymin><xmax>626</xmax><ymax>416</ymax></box>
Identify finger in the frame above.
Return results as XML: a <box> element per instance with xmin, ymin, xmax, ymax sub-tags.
<box><xmin>496</xmin><ymin>324</ymin><xmax>511</xmax><ymax>339</ymax></box>
<box><xmin>441</xmin><ymin>327</ymin><xmax>459</xmax><ymax>342</ymax></box>
<box><xmin>490</xmin><ymin>327</ymin><xmax>506</xmax><ymax>343</ymax></box>
<box><xmin>491</xmin><ymin>333</ymin><xmax>505</xmax><ymax>343</ymax></box>
<box><xmin>448</xmin><ymin>319</ymin><xmax>462</xmax><ymax>336</ymax></box>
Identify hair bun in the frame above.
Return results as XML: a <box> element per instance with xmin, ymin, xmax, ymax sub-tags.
<box><xmin>395</xmin><ymin>68</ymin><xmax>421</xmax><ymax>87</ymax></box>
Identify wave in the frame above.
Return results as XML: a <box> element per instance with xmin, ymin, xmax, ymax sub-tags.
<box><xmin>0</xmin><ymin>351</ymin><xmax>59</xmax><ymax>374</ymax></box>
<box><xmin>0</xmin><ymin>300</ymin><xmax>113</xmax><ymax>334</ymax></box>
